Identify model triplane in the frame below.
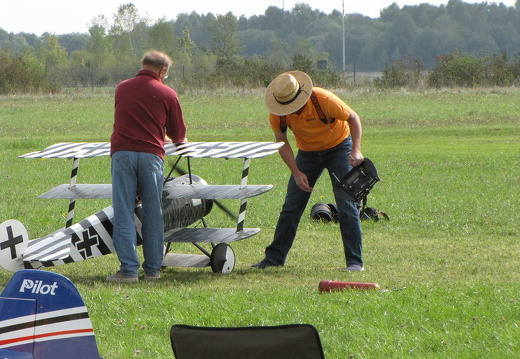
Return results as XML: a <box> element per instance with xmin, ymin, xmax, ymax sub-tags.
<box><xmin>0</xmin><ymin>141</ymin><xmax>283</xmax><ymax>274</ymax></box>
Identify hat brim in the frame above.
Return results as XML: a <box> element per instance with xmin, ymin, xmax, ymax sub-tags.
<box><xmin>264</xmin><ymin>71</ymin><xmax>313</xmax><ymax>116</ymax></box>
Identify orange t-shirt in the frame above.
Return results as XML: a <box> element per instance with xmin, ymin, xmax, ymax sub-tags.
<box><xmin>269</xmin><ymin>87</ymin><xmax>351</xmax><ymax>151</ymax></box>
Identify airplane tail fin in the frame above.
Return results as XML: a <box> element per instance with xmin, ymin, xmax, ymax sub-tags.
<box><xmin>0</xmin><ymin>270</ymin><xmax>103</xmax><ymax>359</ymax></box>
<box><xmin>0</xmin><ymin>220</ymin><xmax>29</xmax><ymax>272</ymax></box>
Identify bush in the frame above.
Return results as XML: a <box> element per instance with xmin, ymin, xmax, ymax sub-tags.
<box><xmin>507</xmin><ymin>52</ymin><xmax>520</xmax><ymax>85</ymax></box>
<box><xmin>484</xmin><ymin>52</ymin><xmax>514</xmax><ymax>86</ymax></box>
<box><xmin>0</xmin><ymin>53</ymin><xmax>51</xmax><ymax>94</ymax></box>
<box><xmin>428</xmin><ymin>52</ymin><xmax>485</xmax><ymax>87</ymax></box>
<box><xmin>377</xmin><ymin>55</ymin><xmax>425</xmax><ymax>89</ymax></box>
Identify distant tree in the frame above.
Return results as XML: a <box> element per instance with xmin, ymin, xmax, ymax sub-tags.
<box><xmin>111</xmin><ymin>3</ymin><xmax>140</xmax><ymax>35</ymax></box>
<box><xmin>446</xmin><ymin>0</ymin><xmax>473</xmax><ymax>25</ymax></box>
<box><xmin>38</xmin><ymin>33</ymin><xmax>68</xmax><ymax>67</ymax></box>
<box><xmin>111</xmin><ymin>3</ymin><xmax>144</xmax><ymax>58</ymax></box>
<box><xmin>74</xmin><ymin>18</ymin><xmax>117</xmax><ymax>87</ymax></box>
<box><xmin>207</xmin><ymin>12</ymin><xmax>243</xmax><ymax>80</ymax></box>
<box><xmin>3</xmin><ymin>1</ymin><xmax>520</xmax><ymax>91</ymax></box>
<box><xmin>291</xmin><ymin>53</ymin><xmax>313</xmax><ymax>74</ymax></box>
<box><xmin>290</xmin><ymin>3</ymin><xmax>324</xmax><ymax>36</ymax></box>
<box><xmin>148</xmin><ymin>18</ymin><xmax>176</xmax><ymax>55</ymax></box>
<box><xmin>384</xmin><ymin>12</ymin><xmax>417</xmax><ymax>61</ymax></box>
<box><xmin>0</xmin><ymin>51</ymin><xmax>49</xmax><ymax>93</ymax></box>
<box><xmin>431</xmin><ymin>15</ymin><xmax>465</xmax><ymax>54</ymax></box>
<box><xmin>130</xmin><ymin>21</ymin><xmax>151</xmax><ymax>58</ymax></box>
<box><xmin>261</xmin><ymin>6</ymin><xmax>287</xmax><ymax>38</ymax></box>
<box><xmin>0</xmin><ymin>28</ymin><xmax>8</xmax><ymax>45</ymax></box>
<box><xmin>174</xmin><ymin>12</ymin><xmax>214</xmax><ymax>50</ymax></box>
<box><xmin>406</xmin><ymin>3</ymin><xmax>445</xmax><ymax>28</ymax></box>
<box><xmin>265</xmin><ymin>37</ymin><xmax>290</xmax><ymax>67</ymax></box>
<box><xmin>86</xmin><ymin>18</ymin><xmax>114</xmax><ymax>67</ymax></box>
<box><xmin>208</xmin><ymin>12</ymin><xmax>242</xmax><ymax>61</ymax></box>
<box><xmin>306</xmin><ymin>17</ymin><xmax>342</xmax><ymax>65</ymax></box>
<box><xmin>2</xmin><ymin>34</ymin><xmax>32</xmax><ymax>54</ymax></box>
<box><xmin>171</xmin><ymin>27</ymin><xmax>193</xmax><ymax>83</ymax></box>
<box><xmin>58</xmin><ymin>33</ymin><xmax>89</xmax><ymax>54</ymax></box>
<box><xmin>380</xmin><ymin>3</ymin><xmax>402</xmax><ymax>22</ymax></box>
<box><xmin>464</xmin><ymin>33</ymin><xmax>499</xmax><ymax>54</ymax></box>
<box><xmin>239</xmin><ymin>29</ymin><xmax>276</xmax><ymax>57</ymax></box>
<box><xmin>410</xmin><ymin>29</ymin><xmax>441</xmax><ymax>67</ymax></box>
<box><xmin>38</xmin><ymin>33</ymin><xmax>69</xmax><ymax>91</ymax></box>
<box><xmin>290</xmin><ymin>35</ymin><xmax>316</xmax><ymax>63</ymax></box>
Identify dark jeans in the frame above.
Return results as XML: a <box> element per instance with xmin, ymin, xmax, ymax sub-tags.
<box><xmin>265</xmin><ymin>137</ymin><xmax>363</xmax><ymax>266</ymax></box>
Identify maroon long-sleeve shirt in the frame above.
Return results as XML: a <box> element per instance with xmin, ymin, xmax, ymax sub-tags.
<box><xmin>111</xmin><ymin>70</ymin><xmax>187</xmax><ymax>160</ymax></box>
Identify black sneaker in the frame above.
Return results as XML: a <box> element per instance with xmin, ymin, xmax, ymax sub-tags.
<box><xmin>251</xmin><ymin>258</ymin><xmax>283</xmax><ymax>269</ymax></box>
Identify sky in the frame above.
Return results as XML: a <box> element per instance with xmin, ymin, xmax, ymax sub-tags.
<box><xmin>0</xmin><ymin>0</ymin><xmax>517</xmax><ymax>36</ymax></box>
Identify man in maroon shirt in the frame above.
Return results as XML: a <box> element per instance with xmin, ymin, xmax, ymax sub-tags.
<box><xmin>107</xmin><ymin>51</ymin><xmax>187</xmax><ymax>282</ymax></box>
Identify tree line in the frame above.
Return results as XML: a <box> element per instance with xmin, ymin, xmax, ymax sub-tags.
<box><xmin>1</xmin><ymin>0</ymin><xmax>520</xmax><ymax>93</ymax></box>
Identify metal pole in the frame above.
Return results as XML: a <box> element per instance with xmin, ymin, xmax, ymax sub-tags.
<box><xmin>342</xmin><ymin>0</ymin><xmax>346</xmax><ymax>73</ymax></box>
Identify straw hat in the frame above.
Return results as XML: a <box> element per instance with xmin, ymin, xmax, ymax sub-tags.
<box><xmin>264</xmin><ymin>71</ymin><xmax>313</xmax><ymax>115</ymax></box>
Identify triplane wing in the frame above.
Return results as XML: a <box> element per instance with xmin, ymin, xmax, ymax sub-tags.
<box><xmin>38</xmin><ymin>183</ymin><xmax>272</xmax><ymax>200</ymax></box>
<box><xmin>1</xmin><ymin>141</ymin><xmax>283</xmax><ymax>274</ymax></box>
<box><xmin>19</xmin><ymin>141</ymin><xmax>282</xmax><ymax>159</ymax></box>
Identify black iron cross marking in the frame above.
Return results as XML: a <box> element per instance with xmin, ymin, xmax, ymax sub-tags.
<box><xmin>72</xmin><ymin>143</ymin><xmax>109</xmax><ymax>157</ymax></box>
<box><xmin>1</xmin><ymin>226</ymin><xmax>23</xmax><ymax>259</ymax></box>
<box><xmin>186</xmin><ymin>143</ymin><xmax>236</xmax><ymax>157</ymax></box>
<box><xmin>73</xmin><ymin>227</ymin><xmax>100</xmax><ymax>259</ymax></box>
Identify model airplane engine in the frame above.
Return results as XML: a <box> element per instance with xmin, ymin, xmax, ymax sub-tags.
<box><xmin>162</xmin><ymin>174</ymin><xmax>213</xmax><ymax>231</ymax></box>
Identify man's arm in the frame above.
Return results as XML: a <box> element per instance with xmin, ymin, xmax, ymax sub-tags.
<box><xmin>346</xmin><ymin>109</ymin><xmax>364</xmax><ymax>166</ymax></box>
<box><xmin>166</xmin><ymin>95</ymin><xmax>187</xmax><ymax>143</ymax></box>
<box><xmin>274</xmin><ymin>130</ymin><xmax>313</xmax><ymax>192</ymax></box>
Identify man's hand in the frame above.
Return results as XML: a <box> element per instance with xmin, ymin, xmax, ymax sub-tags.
<box><xmin>349</xmin><ymin>149</ymin><xmax>364</xmax><ymax>166</ymax></box>
<box><xmin>294</xmin><ymin>171</ymin><xmax>313</xmax><ymax>192</ymax></box>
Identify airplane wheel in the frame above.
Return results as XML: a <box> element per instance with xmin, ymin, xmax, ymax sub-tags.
<box><xmin>210</xmin><ymin>243</ymin><xmax>235</xmax><ymax>274</ymax></box>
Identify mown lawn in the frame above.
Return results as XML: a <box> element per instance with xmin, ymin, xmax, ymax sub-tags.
<box><xmin>0</xmin><ymin>88</ymin><xmax>519</xmax><ymax>358</ymax></box>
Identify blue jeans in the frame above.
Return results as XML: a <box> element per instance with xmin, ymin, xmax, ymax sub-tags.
<box><xmin>265</xmin><ymin>137</ymin><xmax>363</xmax><ymax>267</ymax></box>
<box><xmin>111</xmin><ymin>151</ymin><xmax>164</xmax><ymax>277</ymax></box>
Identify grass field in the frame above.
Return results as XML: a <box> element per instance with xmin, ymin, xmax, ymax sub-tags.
<box><xmin>1</xmin><ymin>87</ymin><xmax>519</xmax><ymax>358</ymax></box>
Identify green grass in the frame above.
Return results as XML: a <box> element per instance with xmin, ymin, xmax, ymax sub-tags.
<box><xmin>0</xmin><ymin>88</ymin><xmax>519</xmax><ymax>358</ymax></box>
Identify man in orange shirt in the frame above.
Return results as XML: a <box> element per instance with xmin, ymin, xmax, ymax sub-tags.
<box><xmin>252</xmin><ymin>71</ymin><xmax>365</xmax><ymax>271</ymax></box>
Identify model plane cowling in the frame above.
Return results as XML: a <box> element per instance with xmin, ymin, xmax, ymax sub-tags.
<box><xmin>0</xmin><ymin>270</ymin><xmax>102</xmax><ymax>359</ymax></box>
<box><xmin>162</xmin><ymin>175</ymin><xmax>213</xmax><ymax>231</ymax></box>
